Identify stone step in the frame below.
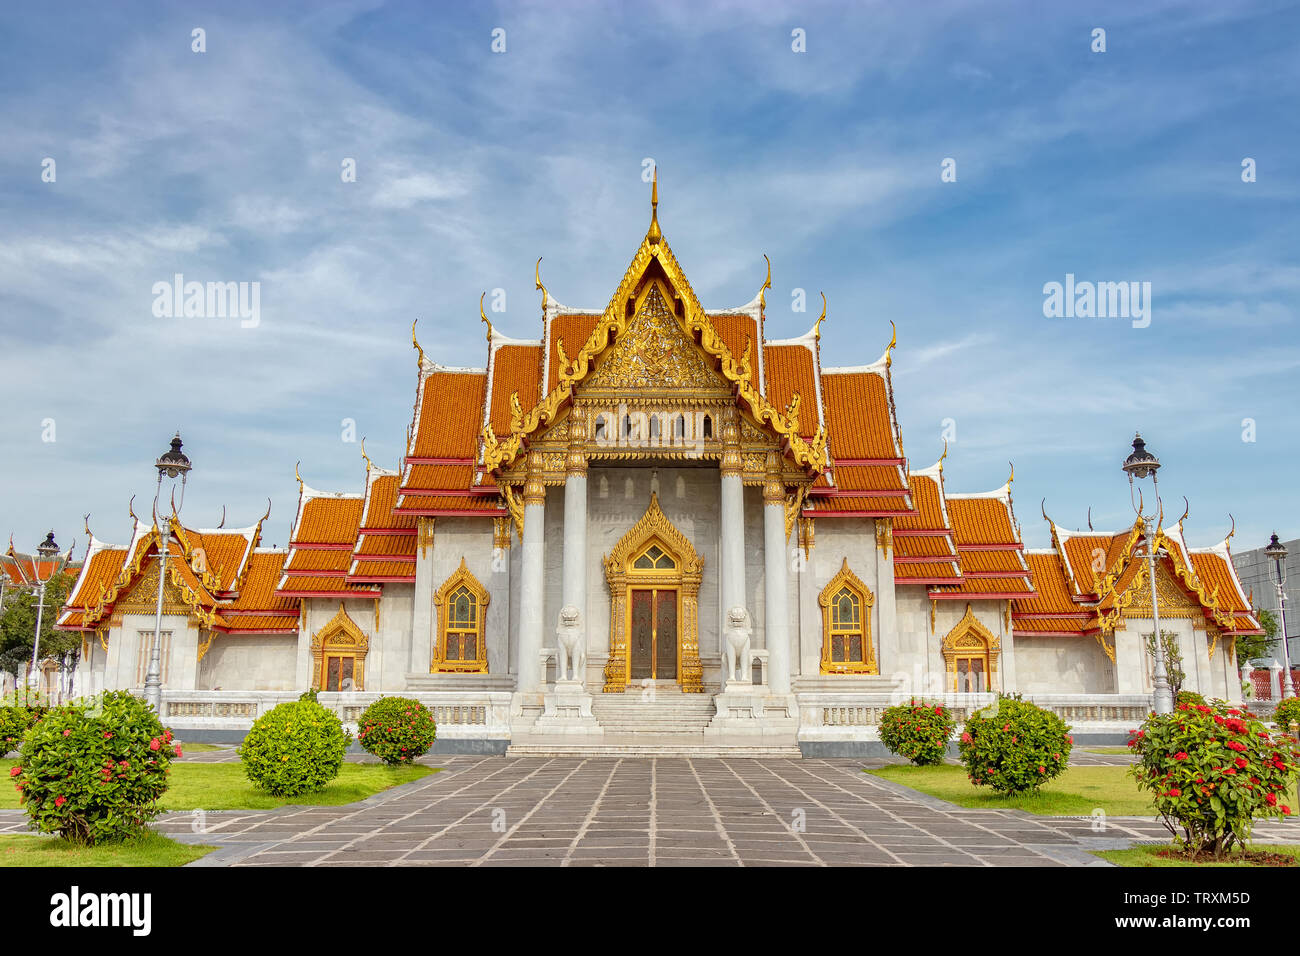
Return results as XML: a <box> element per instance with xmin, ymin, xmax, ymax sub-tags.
<box><xmin>506</xmin><ymin>744</ymin><xmax>803</xmax><ymax>758</ymax></box>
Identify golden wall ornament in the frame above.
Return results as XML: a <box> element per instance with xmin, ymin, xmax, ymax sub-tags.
<box><xmin>197</xmin><ymin>629</ymin><xmax>216</xmax><ymax>664</ymax></box>
<box><xmin>432</xmin><ymin>558</ymin><xmax>490</xmax><ymax>673</ymax></box>
<box><xmin>798</xmin><ymin>516</ymin><xmax>815</xmax><ymax>558</ymax></box>
<box><xmin>493</xmin><ymin>517</ymin><xmax>513</xmax><ymax>551</ymax></box>
<box><xmin>940</xmin><ymin>603</ymin><xmax>1001</xmax><ymax>690</ymax></box>
<box><xmin>601</xmin><ymin>493</ymin><xmax>703</xmax><ymax>693</ymax></box>
<box><xmin>523</xmin><ymin>451</ymin><xmax>546</xmax><ymax>505</ymax></box>
<box><xmin>874</xmin><ymin>518</ymin><xmax>893</xmax><ymax>559</ymax></box>
<box><xmin>310</xmin><ymin>602</ymin><xmax>369</xmax><ymax>691</ymax></box>
<box><xmin>418</xmin><ymin>517</ymin><xmax>435</xmax><ymax>559</ymax></box>
<box><xmin>501</xmin><ymin>485</ymin><xmax>524</xmax><ymax>540</ymax></box>
<box><xmin>784</xmin><ymin>484</ymin><xmax>810</xmax><ymax>542</ymax></box>
<box><xmin>818</xmin><ymin>559</ymin><xmax>877</xmax><ymax>674</ymax></box>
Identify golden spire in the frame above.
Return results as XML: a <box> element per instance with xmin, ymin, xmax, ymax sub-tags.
<box><xmin>294</xmin><ymin>460</ymin><xmax>304</xmax><ymax>492</ymax></box>
<box><xmin>360</xmin><ymin>437</ymin><xmax>373</xmax><ymax>473</ymax></box>
<box><xmin>938</xmin><ymin>438</ymin><xmax>948</xmax><ymax>474</ymax></box>
<box><xmin>479</xmin><ymin>293</ymin><xmax>492</xmax><ymax>342</ymax></box>
<box><xmin>535</xmin><ymin>257</ymin><xmax>549</xmax><ymax>311</ymax></box>
<box><xmin>759</xmin><ymin>254</ymin><xmax>772</xmax><ymax>311</ymax></box>
<box><xmin>813</xmin><ymin>293</ymin><xmax>827</xmax><ymax>340</ymax></box>
<box><xmin>1087</xmin><ymin>506</ymin><xmax>1093</xmax><ymax>531</ymax></box>
<box><xmin>1177</xmin><ymin>496</ymin><xmax>1190</xmax><ymax>527</ymax></box>
<box><xmin>1225</xmin><ymin>513</ymin><xmax>1236</xmax><ymax>545</ymax></box>
<box><xmin>885</xmin><ymin>320</ymin><xmax>898</xmax><ymax>368</ymax></box>
<box><xmin>647</xmin><ymin>166</ymin><xmax>661</xmax><ymax>245</ymax></box>
<box><xmin>128</xmin><ymin>495</ymin><xmax>139</xmax><ymax>525</ymax></box>
<box><xmin>1006</xmin><ymin>461</ymin><xmax>1015</xmax><ymax>487</ymax></box>
<box><xmin>215</xmin><ymin>504</ymin><xmax>226</xmax><ymax>529</ymax></box>
<box><xmin>411</xmin><ymin>320</ymin><xmax>425</xmax><ymax>369</ymax></box>
<box><xmin>83</xmin><ymin>513</ymin><xmax>93</xmax><ymax>538</ymax></box>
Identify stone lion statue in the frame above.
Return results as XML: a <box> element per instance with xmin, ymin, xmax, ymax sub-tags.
<box><xmin>555</xmin><ymin>605</ymin><xmax>585</xmax><ymax>684</ymax></box>
<box><xmin>721</xmin><ymin>605</ymin><xmax>752</xmax><ymax>684</ymax></box>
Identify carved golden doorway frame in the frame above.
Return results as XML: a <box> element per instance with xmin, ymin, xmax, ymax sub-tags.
<box><xmin>602</xmin><ymin>493</ymin><xmax>703</xmax><ymax>693</ymax></box>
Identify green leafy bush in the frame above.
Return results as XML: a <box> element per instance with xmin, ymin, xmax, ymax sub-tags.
<box><xmin>298</xmin><ymin>688</ymin><xmax>319</xmax><ymax>703</ymax></box>
<box><xmin>1128</xmin><ymin>702</ymin><xmax>1300</xmax><ymax>858</ymax></box>
<box><xmin>878</xmin><ymin>700</ymin><xmax>955</xmax><ymax>765</ymax></box>
<box><xmin>959</xmin><ymin>697</ymin><xmax>1073</xmax><ymax>794</ymax></box>
<box><xmin>11</xmin><ymin>691</ymin><xmax>177</xmax><ymax>845</ymax></box>
<box><xmin>356</xmin><ymin>696</ymin><xmax>437</xmax><ymax>765</ymax></box>
<box><xmin>0</xmin><ymin>699</ymin><xmax>48</xmax><ymax>758</ymax></box>
<box><xmin>238</xmin><ymin>699</ymin><xmax>350</xmax><ymax>796</ymax></box>
<box><xmin>1271</xmin><ymin>697</ymin><xmax>1300</xmax><ymax>733</ymax></box>
<box><xmin>1176</xmin><ymin>690</ymin><xmax>1206</xmax><ymax>708</ymax></box>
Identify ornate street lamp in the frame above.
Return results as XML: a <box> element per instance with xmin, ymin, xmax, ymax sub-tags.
<box><xmin>27</xmin><ymin>531</ymin><xmax>61</xmax><ymax>695</ymax></box>
<box><xmin>144</xmin><ymin>432</ymin><xmax>191</xmax><ymax>714</ymax></box>
<box><xmin>1122</xmin><ymin>433</ymin><xmax>1173</xmax><ymax>714</ymax></box>
<box><xmin>1264</xmin><ymin>533</ymin><xmax>1292</xmax><ymax>698</ymax></box>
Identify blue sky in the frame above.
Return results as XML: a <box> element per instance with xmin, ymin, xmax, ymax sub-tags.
<box><xmin>1</xmin><ymin>0</ymin><xmax>1297</xmax><ymax>559</ymax></box>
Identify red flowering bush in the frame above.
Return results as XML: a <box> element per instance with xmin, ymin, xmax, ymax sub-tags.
<box><xmin>356</xmin><ymin>696</ymin><xmax>437</xmax><ymax>765</ymax></box>
<box><xmin>1128</xmin><ymin>702</ymin><xmax>1300</xmax><ymax>858</ymax></box>
<box><xmin>11</xmin><ymin>691</ymin><xmax>176</xmax><ymax>845</ymax></box>
<box><xmin>0</xmin><ymin>699</ymin><xmax>48</xmax><ymax>758</ymax></box>
<box><xmin>1271</xmin><ymin>697</ymin><xmax>1300</xmax><ymax>733</ymax></box>
<box><xmin>239</xmin><ymin>699</ymin><xmax>350</xmax><ymax>796</ymax></box>
<box><xmin>959</xmin><ymin>696</ymin><xmax>1073</xmax><ymax>794</ymax></box>
<box><xmin>879</xmin><ymin>700</ymin><xmax>955</xmax><ymax>765</ymax></box>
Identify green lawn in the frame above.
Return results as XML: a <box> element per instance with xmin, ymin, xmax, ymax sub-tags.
<box><xmin>1096</xmin><ymin>844</ymin><xmax>1300</xmax><ymax>867</ymax></box>
<box><xmin>869</xmin><ymin>763</ymin><xmax>1156</xmax><ymax>816</ymax></box>
<box><xmin>0</xmin><ymin>832</ymin><xmax>214</xmax><ymax>867</ymax></box>
<box><xmin>174</xmin><ymin>742</ymin><xmax>231</xmax><ymax>754</ymax></box>
<box><xmin>0</xmin><ymin>759</ymin><xmax>434</xmax><ymax>811</ymax></box>
<box><xmin>1083</xmin><ymin>747</ymin><xmax>1132</xmax><ymax>755</ymax></box>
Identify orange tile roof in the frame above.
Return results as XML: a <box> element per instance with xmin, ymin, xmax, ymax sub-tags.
<box><xmin>348</xmin><ymin>560</ymin><xmax>417</xmax><ymax>582</ymax></box>
<box><xmin>947</xmin><ymin>497</ymin><xmax>1019</xmax><ymax>548</ymax></box>
<box><xmin>361</xmin><ymin>475</ymin><xmax>418</xmax><ymax>531</ymax></box>
<box><xmin>218</xmin><ymin>614</ymin><xmax>299</xmax><ymax>633</ymax></box>
<box><xmin>293</xmin><ymin>495</ymin><xmax>365</xmax><ymax>546</ymax></box>
<box><xmin>894</xmin><ymin>475</ymin><xmax>950</xmax><ymax>533</ymax></box>
<box><xmin>831</xmin><ymin>463</ymin><xmax>909</xmax><ymax>493</ymax></box>
<box><xmin>488</xmin><ymin>344</ymin><xmax>542</xmax><ymax>436</ymax></box>
<box><xmin>1012</xmin><ymin>617</ymin><xmax>1095</xmax><ymax>635</ymax></box>
<box><xmin>285</xmin><ymin>549</ymin><xmax>350</xmax><ymax>573</ymax></box>
<box><xmin>894</xmin><ymin>535</ymin><xmax>959</xmax><ymax>558</ymax></box>
<box><xmin>548</xmin><ymin>315</ymin><xmax>601</xmax><ymax>389</ymax></box>
<box><xmin>181</xmin><ymin>529</ymin><xmax>255</xmax><ymax>592</ymax></box>
<box><xmin>395</xmin><ymin>494</ymin><xmax>506</xmax><ymax>514</ymax></box>
<box><xmin>821</xmin><ymin>370</ymin><xmax>900</xmax><ymax>460</ymax></box>
<box><xmin>402</xmin><ymin>464</ymin><xmax>478</xmax><ymax>490</ymax></box>
<box><xmin>1015</xmin><ymin>552</ymin><xmax>1083</xmax><ymax>616</ymax></box>
<box><xmin>1190</xmin><ymin>551</ymin><xmax>1251</xmax><ymax>613</ymax></box>
<box><xmin>709</xmin><ymin>314</ymin><xmax>758</xmax><ymax>375</ymax></box>
<box><xmin>226</xmin><ymin>552</ymin><xmax>295</xmax><ymax>613</ymax></box>
<box><xmin>958</xmin><ymin>550</ymin><xmax>1028</xmax><ymax>574</ymax></box>
<box><xmin>1058</xmin><ymin>532</ymin><xmax>1117</xmax><ymax>595</ymax></box>
<box><xmin>354</xmin><ymin>534</ymin><xmax>418</xmax><ymax>557</ymax></box>
<box><xmin>933</xmin><ymin>576</ymin><xmax>1035</xmax><ymax>596</ymax></box>
<box><xmin>410</xmin><ymin>370</ymin><xmax>487</xmax><ymax>458</ymax></box>
<box><xmin>64</xmin><ymin>546</ymin><xmax>129</xmax><ymax>610</ymax></box>
<box><xmin>762</xmin><ymin>345</ymin><xmax>819</xmax><ymax>439</ymax></box>
<box><xmin>803</xmin><ymin>494</ymin><xmax>914</xmax><ymax>516</ymax></box>
<box><xmin>276</xmin><ymin>575</ymin><xmax>378</xmax><ymax>596</ymax></box>
<box><xmin>894</xmin><ymin>561</ymin><xmax>963</xmax><ymax>581</ymax></box>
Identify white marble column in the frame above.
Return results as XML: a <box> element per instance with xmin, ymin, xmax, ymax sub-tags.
<box><xmin>561</xmin><ymin>415</ymin><xmax>589</xmax><ymax>681</ymax></box>
<box><xmin>763</xmin><ymin>457</ymin><xmax>791</xmax><ymax>694</ymax></box>
<box><xmin>516</xmin><ymin>452</ymin><xmax>546</xmax><ymax>693</ymax></box>
<box><xmin>719</xmin><ymin>413</ymin><xmax>746</xmax><ymax>620</ymax></box>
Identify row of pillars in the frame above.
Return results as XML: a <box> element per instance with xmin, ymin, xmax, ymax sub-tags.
<box><xmin>514</xmin><ymin>411</ymin><xmax>792</xmax><ymax>696</ymax></box>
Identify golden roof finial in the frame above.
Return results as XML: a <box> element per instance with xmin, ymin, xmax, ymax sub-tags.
<box><xmin>1087</xmin><ymin>506</ymin><xmax>1094</xmax><ymax>531</ymax></box>
<box><xmin>480</xmin><ymin>292</ymin><xmax>493</xmax><ymax>342</ymax></box>
<box><xmin>885</xmin><ymin>320</ymin><xmax>898</xmax><ymax>368</ymax></box>
<box><xmin>1040</xmin><ymin>497</ymin><xmax>1051</xmax><ymax>524</ymax></box>
<box><xmin>294</xmin><ymin>460</ymin><xmax>304</xmax><ymax>491</ymax></box>
<box><xmin>216</xmin><ymin>504</ymin><xmax>226</xmax><ymax>529</ymax></box>
<box><xmin>1006</xmin><ymin>461</ymin><xmax>1015</xmax><ymax>487</ymax></box>
<box><xmin>411</xmin><ymin>320</ymin><xmax>425</xmax><ymax>369</ymax></box>
<box><xmin>1177</xmin><ymin>496</ymin><xmax>1190</xmax><ymax>527</ymax></box>
<box><xmin>534</xmin><ymin>257</ymin><xmax>549</xmax><ymax>311</ymax></box>
<box><xmin>360</xmin><ymin>437</ymin><xmax>373</xmax><ymax>473</ymax></box>
<box><xmin>938</xmin><ymin>438</ymin><xmax>948</xmax><ymax>473</ymax></box>
<box><xmin>83</xmin><ymin>513</ymin><xmax>93</xmax><ymax>538</ymax></box>
<box><xmin>759</xmin><ymin>254</ymin><xmax>772</xmax><ymax>311</ymax></box>
<box><xmin>1226</xmin><ymin>513</ymin><xmax>1236</xmax><ymax>545</ymax></box>
<box><xmin>647</xmin><ymin>166</ymin><xmax>661</xmax><ymax>245</ymax></box>
<box><xmin>128</xmin><ymin>495</ymin><xmax>139</xmax><ymax>525</ymax></box>
<box><xmin>813</xmin><ymin>293</ymin><xmax>827</xmax><ymax>341</ymax></box>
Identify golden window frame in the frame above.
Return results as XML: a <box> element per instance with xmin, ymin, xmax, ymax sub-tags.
<box><xmin>433</xmin><ymin>557</ymin><xmax>490</xmax><ymax>673</ymax></box>
<box><xmin>941</xmin><ymin>603</ymin><xmax>1001</xmax><ymax>692</ymax></box>
<box><xmin>310</xmin><ymin>602</ymin><xmax>369</xmax><ymax>691</ymax></box>
<box><xmin>819</xmin><ymin>558</ymin><xmax>877</xmax><ymax>674</ymax></box>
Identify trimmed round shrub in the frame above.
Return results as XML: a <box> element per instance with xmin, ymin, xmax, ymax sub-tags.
<box><xmin>1272</xmin><ymin>696</ymin><xmax>1300</xmax><ymax>733</ymax></box>
<box><xmin>1128</xmin><ymin>702</ymin><xmax>1300</xmax><ymax>858</ymax></box>
<box><xmin>959</xmin><ymin>697</ymin><xmax>1073</xmax><ymax>794</ymax></box>
<box><xmin>12</xmin><ymin>691</ymin><xmax>178</xmax><ymax>845</ymax></box>
<box><xmin>238</xmin><ymin>699</ymin><xmax>350</xmax><ymax>796</ymax></box>
<box><xmin>879</xmin><ymin>700</ymin><xmax>955</xmax><ymax>765</ymax></box>
<box><xmin>1176</xmin><ymin>690</ymin><xmax>1206</xmax><ymax>708</ymax></box>
<box><xmin>0</xmin><ymin>701</ymin><xmax>47</xmax><ymax>758</ymax></box>
<box><xmin>357</xmin><ymin>696</ymin><xmax>437</xmax><ymax>765</ymax></box>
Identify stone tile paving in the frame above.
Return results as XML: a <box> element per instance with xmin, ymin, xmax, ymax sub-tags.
<box><xmin>4</xmin><ymin>756</ymin><xmax>1295</xmax><ymax>866</ymax></box>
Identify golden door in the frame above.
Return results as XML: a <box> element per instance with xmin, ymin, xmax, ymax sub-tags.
<box><xmin>628</xmin><ymin>587</ymin><xmax>678</xmax><ymax>680</ymax></box>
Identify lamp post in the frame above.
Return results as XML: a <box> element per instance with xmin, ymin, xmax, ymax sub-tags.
<box><xmin>1122</xmin><ymin>433</ymin><xmax>1173</xmax><ymax>714</ymax></box>
<box><xmin>144</xmin><ymin>432</ymin><xmax>191</xmax><ymax>714</ymax></box>
<box><xmin>1264</xmin><ymin>533</ymin><xmax>1292</xmax><ymax>698</ymax></box>
<box><xmin>27</xmin><ymin>531</ymin><xmax>61</xmax><ymax>696</ymax></box>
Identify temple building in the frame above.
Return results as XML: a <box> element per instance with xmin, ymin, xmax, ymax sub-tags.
<box><xmin>56</xmin><ymin>183</ymin><xmax>1264</xmax><ymax>754</ymax></box>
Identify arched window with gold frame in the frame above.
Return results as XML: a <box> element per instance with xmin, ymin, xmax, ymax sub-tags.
<box><xmin>433</xmin><ymin>558</ymin><xmax>490</xmax><ymax>673</ymax></box>
<box><xmin>818</xmin><ymin>559</ymin><xmax>876</xmax><ymax>674</ymax></box>
<box><xmin>311</xmin><ymin>603</ymin><xmax>369</xmax><ymax>691</ymax></box>
<box><xmin>941</xmin><ymin>603</ymin><xmax>1001</xmax><ymax>693</ymax></box>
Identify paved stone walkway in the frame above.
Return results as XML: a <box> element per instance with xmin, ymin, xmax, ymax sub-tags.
<box><xmin>5</xmin><ymin>754</ymin><xmax>1295</xmax><ymax>866</ymax></box>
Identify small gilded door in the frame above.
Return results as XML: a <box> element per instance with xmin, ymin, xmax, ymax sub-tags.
<box><xmin>628</xmin><ymin>587</ymin><xmax>678</xmax><ymax>680</ymax></box>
